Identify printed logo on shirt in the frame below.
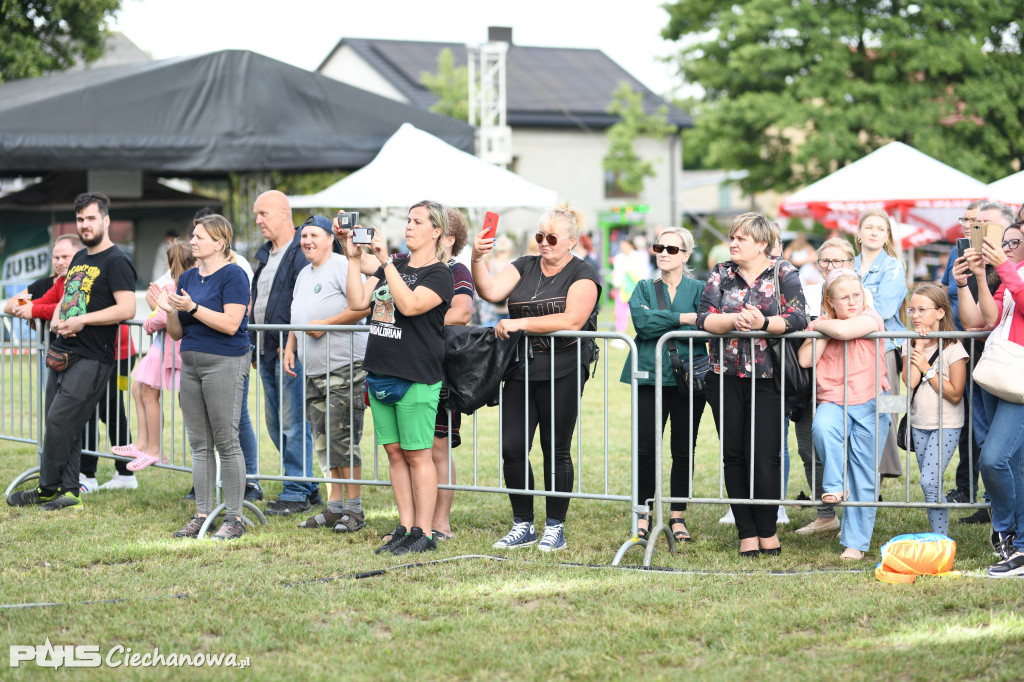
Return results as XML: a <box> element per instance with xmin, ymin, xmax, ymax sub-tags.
<box><xmin>59</xmin><ymin>264</ymin><xmax>100</xmax><ymax>320</ymax></box>
<box><xmin>369</xmin><ymin>282</ymin><xmax>401</xmax><ymax>339</ymax></box>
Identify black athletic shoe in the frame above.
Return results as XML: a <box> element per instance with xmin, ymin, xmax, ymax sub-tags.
<box><xmin>6</xmin><ymin>487</ymin><xmax>57</xmax><ymax>507</ymax></box>
<box><xmin>264</xmin><ymin>498</ymin><xmax>310</xmax><ymax>516</ymax></box>
<box><xmin>41</xmin><ymin>491</ymin><xmax>83</xmax><ymax>511</ymax></box>
<box><xmin>392</xmin><ymin>527</ymin><xmax>436</xmax><ymax>556</ymax></box>
<box><xmin>308</xmin><ymin>488</ymin><xmax>323</xmax><ymax>507</ymax></box>
<box><xmin>243</xmin><ymin>482</ymin><xmax>263</xmax><ymax>502</ymax></box>
<box><xmin>945</xmin><ymin>489</ymin><xmax>969</xmax><ymax>505</ymax></box>
<box><xmin>375</xmin><ymin>526</ymin><xmax>408</xmax><ymax>555</ymax></box>
<box><xmin>986</xmin><ymin>551</ymin><xmax>1024</xmax><ymax>578</ymax></box>
<box><xmin>182</xmin><ymin>487</ymin><xmax>196</xmax><ymax>501</ymax></box>
<box><xmin>959</xmin><ymin>508</ymin><xmax>992</xmax><ymax>525</ymax></box>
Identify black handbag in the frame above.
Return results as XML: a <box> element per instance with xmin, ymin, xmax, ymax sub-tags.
<box><xmin>769</xmin><ymin>260</ymin><xmax>812</xmax><ymax>398</ymax></box>
<box><xmin>897</xmin><ymin>346</ymin><xmax>940</xmax><ymax>452</ymax></box>
<box><xmin>441</xmin><ymin>325</ymin><xmax>525</xmax><ymax>414</ymax></box>
<box><xmin>654</xmin><ymin>280</ymin><xmax>709</xmax><ymax>394</ymax></box>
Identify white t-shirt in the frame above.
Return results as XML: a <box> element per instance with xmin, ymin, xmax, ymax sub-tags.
<box><xmin>904</xmin><ymin>339</ymin><xmax>969</xmax><ymax>430</ymax></box>
<box><xmin>290</xmin><ymin>254</ymin><xmax>368</xmax><ymax>377</ymax></box>
<box><xmin>253</xmin><ymin>243</ymin><xmax>289</xmax><ymax>324</ymax></box>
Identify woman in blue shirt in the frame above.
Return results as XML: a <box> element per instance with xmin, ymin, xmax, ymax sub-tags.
<box><xmin>157</xmin><ymin>214</ymin><xmax>252</xmax><ymax>541</ymax></box>
<box><xmin>854</xmin><ymin>209</ymin><xmax>907</xmax><ymax>479</ymax></box>
<box><xmin>621</xmin><ymin>227</ymin><xmax>707</xmax><ymax>542</ymax></box>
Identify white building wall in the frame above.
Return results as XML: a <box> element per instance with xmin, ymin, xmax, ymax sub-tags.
<box><xmin>319</xmin><ymin>46</ymin><xmax>410</xmax><ymax>103</ymax></box>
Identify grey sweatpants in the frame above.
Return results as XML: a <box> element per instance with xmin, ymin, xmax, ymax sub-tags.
<box><xmin>180</xmin><ymin>350</ymin><xmax>249</xmax><ymax>518</ymax></box>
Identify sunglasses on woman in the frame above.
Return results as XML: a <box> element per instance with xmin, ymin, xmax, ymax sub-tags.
<box><xmin>535</xmin><ymin>232</ymin><xmax>559</xmax><ymax>246</ymax></box>
<box><xmin>652</xmin><ymin>244</ymin><xmax>688</xmax><ymax>255</ymax></box>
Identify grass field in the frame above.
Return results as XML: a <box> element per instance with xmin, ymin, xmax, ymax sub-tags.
<box><xmin>2</xmin><ymin>342</ymin><xmax>1023</xmax><ymax>680</ymax></box>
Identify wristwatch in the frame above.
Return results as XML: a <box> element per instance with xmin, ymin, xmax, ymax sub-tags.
<box><xmin>760</xmin><ymin>317</ymin><xmax>771</xmax><ymax>331</ymax></box>
<box><xmin>382</xmin><ymin>256</ymin><xmax>394</xmax><ymax>269</ymax></box>
<box><xmin>189</xmin><ymin>303</ymin><xmax>199</xmax><ymax>315</ymax></box>
<box><xmin>923</xmin><ymin>366</ymin><xmax>937</xmax><ymax>380</ymax></box>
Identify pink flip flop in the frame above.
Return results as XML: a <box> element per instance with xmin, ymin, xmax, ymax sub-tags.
<box><xmin>127</xmin><ymin>453</ymin><xmax>159</xmax><ymax>472</ymax></box>
<box><xmin>112</xmin><ymin>444</ymin><xmax>144</xmax><ymax>458</ymax></box>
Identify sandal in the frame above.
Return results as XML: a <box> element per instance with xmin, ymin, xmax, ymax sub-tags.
<box><xmin>670</xmin><ymin>517</ymin><xmax>691</xmax><ymax>542</ymax></box>
<box><xmin>840</xmin><ymin>547</ymin><xmax>865</xmax><ymax>561</ymax></box>
<box><xmin>636</xmin><ymin>513</ymin><xmax>652</xmax><ymax>540</ymax></box>
<box><xmin>821</xmin><ymin>490</ymin><xmax>849</xmax><ymax>505</ymax></box>
<box><xmin>432</xmin><ymin>529</ymin><xmax>453</xmax><ymax>541</ymax></box>
<box><xmin>112</xmin><ymin>444</ymin><xmax>144</xmax><ymax>458</ymax></box>
<box><xmin>332</xmin><ymin>510</ymin><xmax>366</xmax><ymax>534</ymax></box>
<box><xmin>298</xmin><ymin>509</ymin><xmax>348</xmax><ymax>529</ymax></box>
<box><xmin>126</xmin><ymin>453</ymin><xmax>158</xmax><ymax>471</ymax></box>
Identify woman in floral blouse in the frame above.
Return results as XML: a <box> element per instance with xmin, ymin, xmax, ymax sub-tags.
<box><xmin>697</xmin><ymin>213</ymin><xmax>807</xmax><ymax>556</ymax></box>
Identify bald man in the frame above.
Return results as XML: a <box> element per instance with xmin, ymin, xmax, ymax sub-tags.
<box><xmin>250</xmin><ymin>190</ymin><xmax>318</xmax><ymax>515</ymax></box>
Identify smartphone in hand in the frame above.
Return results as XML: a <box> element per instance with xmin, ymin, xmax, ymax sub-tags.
<box><xmin>482</xmin><ymin>211</ymin><xmax>499</xmax><ymax>240</ymax></box>
<box><xmin>956</xmin><ymin>238</ymin><xmax>970</xmax><ymax>259</ymax></box>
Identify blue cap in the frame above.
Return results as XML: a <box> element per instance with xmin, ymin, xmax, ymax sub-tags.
<box><xmin>301</xmin><ymin>215</ymin><xmax>343</xmax><ymax>254</ymax></box>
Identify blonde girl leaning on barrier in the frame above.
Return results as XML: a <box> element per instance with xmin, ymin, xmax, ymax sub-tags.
<box><xmin>157</xmin><ymin>214</ymin><xmax>252</xmax><ymax>541</ymax></box>
<box><xmin>791</xmin><ymin>238</ymin><xmax>858</xmax><ymax>536</ymax></box>
<box><xmin>697</xmin><ymin>213</ymin><xmax>807</xmax><ymax>558</ymax></box>
<box><xmin>798</xmin><ymin>269</ymin><xmax>889</xmax><ymax>561</ymax></box>
<box><xmin>343</xmin><ymin>201</ymin><xmax>454</xmax><ymax>556</ymax></box>
<box><xmin>901</xmin><ymin>283</ymin><xmax>967</xmax><ymax>537</ymax></box>
<box><xmin>854</xmin><ymin>209</ymin><xmax>907</xmax><ymax>479</ymax></box>
<box><xmin>471</xmin><ymin>203</ymin><xmax>601</xmax><ymax>552</ymax></box>
<box><xmin>621</xmin><ymin>227</ymin><xmax>707</xmax><ymax>543</ymax></box>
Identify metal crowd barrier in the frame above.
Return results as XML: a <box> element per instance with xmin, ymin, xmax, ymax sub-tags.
<box><xmin>2</xmin><ymin>313</ymin><xmax>995</xmax><ymax>564</ymax></box>
<box><xmin>627</xmin><ymin>328</ymin><xmax>991</xmax><ymax>567</ymax></box>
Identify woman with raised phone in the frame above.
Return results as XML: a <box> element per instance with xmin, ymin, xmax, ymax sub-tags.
<box><xmin>156</xmin><ymin>214</ymin><xmax>252</xmax><ymax>541</ymax></box>
<box><xmin>341</xmin><ymin>201</ymin><xmax>454</xmax><ymax>556</ymax></box>
<box><xmin>798</xmin><ymin>269</ymin><xmax>889</xmax><ymax>561</ymax></box>
<box><xmin>471</xmin><ymin>203</ymin><xmax>601</xmax><ymax>552</ymax></box>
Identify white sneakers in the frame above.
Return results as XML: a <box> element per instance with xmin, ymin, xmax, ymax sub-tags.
<box><xmin>777</xmin><ymin>505</ymin><xmax>790</xmax><ymax>525</ymax></box>
<box><xmin>98</xmin><ymin>474</ymin><xmax>138</xmax><ymax>491</ymax></box>
<box><xmin>79</xmin><ymin>473</ymin><xmax>99</xmax><ymax>495</ymax></box>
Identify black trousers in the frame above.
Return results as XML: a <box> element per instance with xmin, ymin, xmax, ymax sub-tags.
<box><xmin>80</xmin><ymin>354</ymin><xmax>136</xmax><ymax>477</ymax></box>
<box><xmin>955</xmin><ymin>341</ymin><xmax>983</xmax><ymax>500</ymax></box>
<box><xmin>636</xmin><ymin>384</ymin><xmax>707</xmax><ymax>512</ymax></box>
<box><xmin>40</xmin><ymin>359</ymin><xmax>114</xmax><ymax>493</ymax></box>
<box><xmin>500</xmin><ymin>369</ymin><xmax>586</xmax><ymax>524</ymax></box>
<box><xmin>705</xmin><ymin>374</ymin><xmax>782</xmax><ymax>540</ymax></box>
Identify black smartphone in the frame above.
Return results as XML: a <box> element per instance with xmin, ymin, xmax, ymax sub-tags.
<box><xmin>337</xmin><ymin>211</ymin><xmax>359</xmax><ymax>230</ymax></box>
<box><xmin>956</xmin><ymin>238</ymin><xmax>970</xmax><ymax>259</ymax></box>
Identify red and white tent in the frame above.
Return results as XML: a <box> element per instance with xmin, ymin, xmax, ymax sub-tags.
<box><xmin>779</xmin><ymin>142</ymin><xmax>988</xmax><ymax>245</ymax></box>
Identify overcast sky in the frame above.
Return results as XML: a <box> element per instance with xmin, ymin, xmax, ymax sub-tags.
<box><xmin>110</xmin><ymin>0</ymin><xmax>685</xmax><ymax>96</ymax></box>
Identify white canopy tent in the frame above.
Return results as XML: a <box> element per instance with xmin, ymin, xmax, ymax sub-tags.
<box><xmin>288</xmin><ymin>123</ymin><xmax>558</xmax><ymax>211</ymax></box>
<box><xmin>987</xmin><ymin>170</ymin><xmax>1024</xmax><ymax>211</ymax></box>
<box><xmin>779</xmin><ymin>141</ymin><xmax>989</xmax><ymax>245</ymax></box>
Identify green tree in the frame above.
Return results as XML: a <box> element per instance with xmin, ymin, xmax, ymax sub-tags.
<box><xmin>603</xmin><ymin>82</ymin><xmax>679</xmax><ymax>195</ymax></box>
<box><xmin>0</xmin><ymin>0</ymin><xmax>122</xmax><ymax>83</ymax></box>
<box><xmin>663</xmin><ymin>0</ymin><xmax>1024</xmax><ymax>191</ymax></box>
<box><xmin>420</xmin><ymin>48</ymin><xmax>469</xmax><ymax>121</ymax></box>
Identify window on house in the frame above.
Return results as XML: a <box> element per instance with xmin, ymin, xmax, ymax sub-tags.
<box><xmin>604</xmin><ymin>170</ymin><xmax>638</xmax><ymax>199</ymax></box>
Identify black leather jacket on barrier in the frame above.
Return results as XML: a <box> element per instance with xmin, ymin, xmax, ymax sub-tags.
<box><xmin>249</xmin><ymin>226</ymin><xmax>306</xmax><ymax>364</ymax></box>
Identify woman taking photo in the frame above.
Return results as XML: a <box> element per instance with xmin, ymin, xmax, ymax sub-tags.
<box><xmin>854</xmin><ymin>209</ymin><xmax>907</xmax><ymax>478</ymax></box>
<box><xmin>344</xmin><ymin>200</ymin><xmax>453</xmax><ymax>556</ymax></box>
<box><xmin>621</xmin><ymin>227</ymin><xmax>707</xmax><ymax>542</ymax></box>
<box><xmin>697</xmin><ymin>213</ymin><xmax>807</xmax><ymax>557</ymax></box>
<box><xmin>955</xmin><ymin>220</ymin><xmax>1024</xmax><ymax>577</ymax></box>
<box><xmin>156</xmin><ymin>215</ymin><xmax>252</xmax><ymax>540</ymax></box>
<box><xmin>471</xmin><ymin>203</ymin><xmax>600</xmax><ymax>552</ymax></box>
<box><xmin>798</xmin><ymin>269</ymin><xmax>889</xmax><ymax>561</ymax></box>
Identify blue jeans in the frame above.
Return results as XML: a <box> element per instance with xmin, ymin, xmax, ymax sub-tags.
<box><xmin>979</xmin><ymin>397</ymin><xmax>1024</xmax><ymax>552</ymax></box>
<box><xmin>813</xmin><ymin>399</ymin><xmax>890</xmax><ymax>552</ymax></box>
<box><xmin>259</xmin><ymin>354</ymin><xmax>315</xmax><ymax>501</ymax></box>
<box><xmin>239</xmin><ymin>372</ymin><xmax>258</xmax><ymax>478</ymax></box>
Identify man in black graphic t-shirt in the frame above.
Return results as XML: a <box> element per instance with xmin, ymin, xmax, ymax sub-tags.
<box><xmin>7</xmin><ymin>193</ymin><xmax>136</xmax><ymax>512</ymax></box>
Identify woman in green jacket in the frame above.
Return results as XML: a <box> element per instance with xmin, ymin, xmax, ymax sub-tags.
<box><xmin>620</xmin><ymin>227</ymin><xmax>708</xmax><ymax>542</ymax></box>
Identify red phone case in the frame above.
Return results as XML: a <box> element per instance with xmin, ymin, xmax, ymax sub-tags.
<box><xmin>482</xmin><ymin>212</ymin><xmax>499</xmax><ymax>240</ymax></box>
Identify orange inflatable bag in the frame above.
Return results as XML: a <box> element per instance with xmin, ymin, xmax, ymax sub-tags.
<box><xmin>874</xmin><ymin>533</ymin><xmax>956</xmax><ymax>584</ymax></box>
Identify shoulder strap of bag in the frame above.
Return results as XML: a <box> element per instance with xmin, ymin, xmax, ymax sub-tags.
<box><xmin>909</xmin><ymin>346</ymin><xmax>942</xmax><ymax>402</ymax></box>
<box><xmin>772</xmin><ymin>258</ymin><xmax>783</xmax><ymax>316</ymax></box>
<box><xmin>655</xmin><ymin>279</ymin><xmax>685</xmax><ymax>373</ymax></box>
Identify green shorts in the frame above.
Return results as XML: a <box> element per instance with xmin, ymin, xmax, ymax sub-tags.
<box><xmin>369</xmin><ymin>380</ymin><xmax>442</xmax><ymax>451</ymax></box>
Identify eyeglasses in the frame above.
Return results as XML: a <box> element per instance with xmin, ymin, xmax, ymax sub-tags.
<box><xmin>535</xmin><ymin>232</ymin><xmax>559</xmax><ymax>246</ymax></box>
<box><xmin>652</xmin><ymin>244</ymin><xmax>688</xmax><ymax>255</ymax></box>
<box><xmin>1002</xmin><ymin>239</ymin><xmax>1022</xmax><ymax>250</ymax></box>
<box><xmin>906</xmin><ymin>306</ymin><xmax>938</xmax><ymax>317</ymax></box>
<box><xmin>830</xmin><ymin>292</ymin><xmax>864</xmax><ymax>305</ymax></box>
<box><xmin>958</xmin><ymin>217</ymin><xmax>980</xmax><ymax>228</ymax></box>
<box><xmin>817</xmin><ymin>258</ymin><xmax>853</xmax><ymax>268</ymax></box>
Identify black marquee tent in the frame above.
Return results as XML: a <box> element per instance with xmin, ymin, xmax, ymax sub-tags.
<box><xmin>0</xmin><ymin>49</ymin><xmax>475</xmax><ymax>175</ymax></box>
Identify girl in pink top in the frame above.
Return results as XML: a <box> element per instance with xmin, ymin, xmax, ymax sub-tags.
<box><xmin>798</xmin><ymin>269</ymin><xmax>890</xmax><ymax>561</ymax></box>
<box><xmin>114</xmin><ymin>242</ymin><xmax>194</xmax><ymax>469</ymax></box>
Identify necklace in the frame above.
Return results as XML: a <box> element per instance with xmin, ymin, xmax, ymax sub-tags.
<box><xmin>531</xmin><ymin>257</ymin><xmax>571</xmax><ymax>300</ymax></box>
